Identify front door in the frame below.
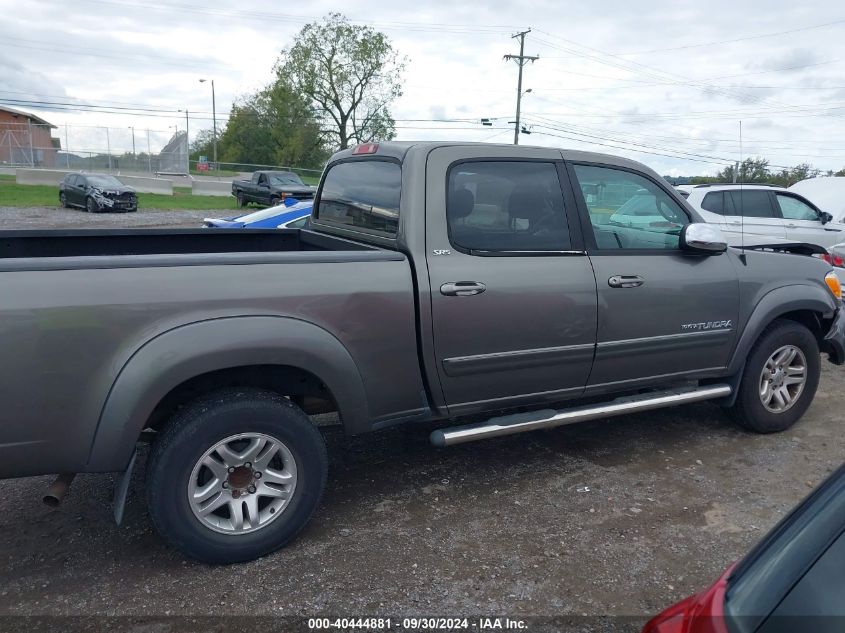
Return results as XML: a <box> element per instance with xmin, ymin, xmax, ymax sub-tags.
<box><xmin>775</xmin><ymin>191</ymin><xmax>844</xmax><ymax>248</ymax></box>
<box><xmin>567</xmin><ymin>162</ymin><xmax>740</xmax><ymax>393</ymax></box>
<box><xmin>425</xmin><ymin>146</ymin><xmax>597</xmax><ymax>416</ymax></box>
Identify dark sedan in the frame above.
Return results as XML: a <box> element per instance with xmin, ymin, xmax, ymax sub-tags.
<box><xmin>59</xmin><ymin>173</ymin><xmax>138</xmax><ymax>213</ymax></box>
<box><xmin>644</xmin><ymin>462</ymin><xmax>845</xmax><ymax>633</ymax></box>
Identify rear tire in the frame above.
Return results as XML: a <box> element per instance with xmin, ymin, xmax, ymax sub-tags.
<box><xmin>727</xmin><ymin>319</ymin><xmax>820</xmax><ymax>433</ymax></box>
<box><xmin>146</xmin><ymin>388</ymin><xmax>328</xmax><ymax>564</ymax></box>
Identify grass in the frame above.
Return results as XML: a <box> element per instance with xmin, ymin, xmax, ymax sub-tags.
<box><xmin>0</xmin><ymin>181</ymin><xmax>239</xmax><ymax>210</ymax></box>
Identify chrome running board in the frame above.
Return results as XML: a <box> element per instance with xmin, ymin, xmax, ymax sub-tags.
<box><xmin>430</xmin><ymin>384</ymin><xmax>732</xmax><ymax>447</ymax></box>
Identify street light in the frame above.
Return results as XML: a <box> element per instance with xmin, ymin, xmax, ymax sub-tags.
<box><xmin>199</xmin><ymin>78</ymin><xmax>217</xmax><ymax>173</ymax></box>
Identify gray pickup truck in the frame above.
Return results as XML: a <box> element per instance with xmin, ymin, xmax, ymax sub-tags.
<box><xmin>2</xmin><ymin>142</ymin><xmax>843</xmax><ymax>563</ymax></box>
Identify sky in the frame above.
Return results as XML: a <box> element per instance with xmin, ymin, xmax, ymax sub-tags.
<box><xmin>0</xmin><ymin>0</ymin><xmax>844</xmax><ymax>176</ymax></box>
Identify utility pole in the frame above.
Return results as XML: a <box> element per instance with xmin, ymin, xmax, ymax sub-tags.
<box><xmin>184</xmin><ymin>109</ymin><xmax>190</xmax><ymax>174</ymax></box>
<box><xmin>129</xmin><ymin>126</ymin><xmax>136</xmax><ymax>158</ymax></box>
<box><xmin>504</xmin><ymin>29</ymin><xmax>538</xmax><ymax>145</ymax></box>
<box><xmin>199</xmin><ymin>78</ymin><xmax>217</xmax><ymax>173</ymax></box>
<box><xmin>105</xmin><ymin>127</ymin><xmax>111</xmax><ymax>171</ymax></box>
<box><xmin>146</xmin><ymin>129</ymin><xmax>152</xmax><ymax>172</ymax></box>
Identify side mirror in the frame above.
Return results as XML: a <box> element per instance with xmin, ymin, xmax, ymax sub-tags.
<box><xmin>681</xmin><ymin>223</ymin><xmax>728</xmax><ymax>254</ymax></box>
<box><xmin>820</xmin><ymin>211</ymin><xmax>833</xmax><ymax>225</ymax></box>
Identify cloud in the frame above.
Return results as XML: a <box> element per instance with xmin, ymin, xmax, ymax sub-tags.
<box><xmin>0</xmin><ymin>0</ymin><xmax>841</xmax><ymax>173</ymax></box>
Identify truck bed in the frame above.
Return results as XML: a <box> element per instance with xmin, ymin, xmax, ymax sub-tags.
<box><xmin>0</xmin><ymin>228</ymin><xmax>373</xmax><ymax>259</ymax></box>
<box><xmin>0</xmin><ymin>226</ymin><xmax>426</xmax><ymax>477</ymax></box>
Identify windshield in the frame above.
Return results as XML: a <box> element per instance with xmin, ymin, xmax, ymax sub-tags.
<box><xmin>269</xmin><ymin>173</ymin><xmax>305</xmax><ymax>186</ymax></box>
<box><xmin>87</xmin><ymin>175</ymin><xmax>124</xmax><ymax>188</ymax></box>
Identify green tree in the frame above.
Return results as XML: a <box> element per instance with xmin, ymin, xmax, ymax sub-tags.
<box><xmin>216</xmin><ymin>85</ymin><xmax>328</xmax><ymax>170</ymax></box>
<box><xmin>276</xmin><ymin>13</ymin><xmax>407</xmax><ymax>150</ymax></box>
<box><xmin>770</xmin><ymin>163</ymin><xmax>820</xmax><ymax>187</ymax></box>
<box><xmin>716</xmin><ymin>157</ymin><xmax>771</xmax><ymax>183</ymax></box>
<box><xmin>836</xmin><ymin>167</ymin><xmax>845</xmax><ymax>177</ymax></box>
<box><xmin>189</xmin><ymin>128</ymin><xmax>218</xmax><ymax>163</ymax></box>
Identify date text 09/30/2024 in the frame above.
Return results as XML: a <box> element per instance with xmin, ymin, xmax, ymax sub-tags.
<box><xmin>307</xmin><ymin>617</ymin><xmax>528</xmax><ymax>630</ymax></box>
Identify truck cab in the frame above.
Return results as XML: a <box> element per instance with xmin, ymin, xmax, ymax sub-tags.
<box><xmin>315</xmin><ymin>143</ymin><xmax>751</xmax><ymax>416</ymax></box>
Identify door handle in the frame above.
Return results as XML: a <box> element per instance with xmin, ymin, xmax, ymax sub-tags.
<box><xmin>727</xmin><ymin>221</ymin><xmax>742</xmax><ymax>226</ymax></box>
<box><xmin>786</xmin><ymin>223</ymin><xmax>796</xmax><ymax>228</ymax></box>
<box><xmin>440</xmin><ymin>281</ymin><xmax>486</xmax><ymax>296</ymax></box>
<box><xmin>608</xmin><ymin>275</ymin><xmax>644</xmax><ymax>288</ymax></box>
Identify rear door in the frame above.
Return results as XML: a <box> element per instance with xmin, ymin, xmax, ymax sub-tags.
<box><xmin>776</xmin><ymin>191</ymin><xmax>844</xmax><ymax>248</ymax></box>
<box><xmin>70</xmin><ymin>175</ymin><xmax>85</xmax><ymax>206</ymax></box>
<box><xmin>723</xmin><ymin>189</ymin><xmax>787</xmax><ymax>242</ymax></box>
<box><xmin>425</xmin><ymin>146</ymin><xmax>597</xmax><ymax>415</ymax></box>
<box><xmin>567</xmin><ymin>162</ymin><xmax>739</xmax><ymax>393</ymax></box>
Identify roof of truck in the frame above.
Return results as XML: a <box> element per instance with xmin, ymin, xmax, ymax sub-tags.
<box><xmin>329</xmin><ymin>141</ymin><xmax>656</xmax><ymax>175</ymax></box>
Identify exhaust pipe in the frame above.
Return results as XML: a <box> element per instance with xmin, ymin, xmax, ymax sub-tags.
<box><xmin>431</xmin><ymin>384</ymin><xmax>732</xmax><ymax>447</ymax></box>
<box><xmin>43</xmin><ymin>473</ymin><xmax>76</xmax><ymax>508</ymax></box>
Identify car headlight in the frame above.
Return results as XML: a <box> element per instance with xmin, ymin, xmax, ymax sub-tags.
<box><xmin>825</xmin><ymin>271</ymin><xmax>841</xmax><ymax>300</ymax></box>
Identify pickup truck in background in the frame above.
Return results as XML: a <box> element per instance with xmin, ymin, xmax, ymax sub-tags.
<box><xmin>2</xmin><ymin>142</ymin><xmax>843</xmax><ymax>564</ymax></box>
<box><xmin>230</xmin><ymin>170</ymin><xmax>316</xmax><ymax>208</ymax></box>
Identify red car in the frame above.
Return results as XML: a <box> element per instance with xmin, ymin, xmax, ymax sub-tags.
<box><xmin>644</xmin><ymin>462</ymin><xmax>845</xmax><ymax>633</ymax></box>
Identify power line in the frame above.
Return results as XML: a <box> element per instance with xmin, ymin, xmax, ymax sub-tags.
<box><xmin>615</xmin><ymin>17</ymin><xmax>845</xmax><ymax>56</ymax></box>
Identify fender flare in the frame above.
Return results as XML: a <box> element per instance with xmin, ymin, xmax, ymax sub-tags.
<box><xmin>86</xmin><ymin>316</ymin><xmax>369</xmax><ymax>472</ymax></box>
<box><xmin>726</xmin><ymin>284</ymin><xmax>836</xmax><ymax>377</ymax></box>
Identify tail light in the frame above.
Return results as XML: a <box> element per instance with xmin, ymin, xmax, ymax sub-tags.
<box><xmin>817</xmin><ymin>253</ymin><xmax>845</xmax><ymax>268</ymax></box>
<box><xmin>352</xmin><ymin>143</ymin><xmax>379</xmax><ymax>155</ymax></box>
<box><xmin>642</xmin><ymin>567</ymin><xmax>732</xmax><ymax>633</ymax></box>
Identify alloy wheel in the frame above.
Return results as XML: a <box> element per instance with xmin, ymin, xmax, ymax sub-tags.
<box><xmin>187</xmin><ymin>432</ymin><xmax>298</xmax><ymax>535</ymax></box>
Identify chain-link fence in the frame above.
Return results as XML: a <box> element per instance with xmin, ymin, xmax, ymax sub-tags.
<box><xmin>0</xmin><ymin>120</ymin><xmax>321</xmax><ymax>182</ymax></box>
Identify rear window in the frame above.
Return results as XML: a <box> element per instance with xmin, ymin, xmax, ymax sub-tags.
<box><xmin>316</xmin><ymin>160</ymin><xmax>401</xmax><ymax>235</ymax></box>
<box><xmin>727</xmin><ymin>190</ymin><xmax>775</xmax><ymax>218</ymax></box>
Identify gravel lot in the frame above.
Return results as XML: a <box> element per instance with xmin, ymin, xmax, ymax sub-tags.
<box><xmin>0</xmin><ymin>205</ymin><xmax>842</xmax><ymax>628</ymax></box>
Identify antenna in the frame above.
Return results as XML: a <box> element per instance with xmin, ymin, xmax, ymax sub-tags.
<box><xmin>739</xmin><ymin>120</ymin><xmax>746</xmax><ymax>263</ymax></box>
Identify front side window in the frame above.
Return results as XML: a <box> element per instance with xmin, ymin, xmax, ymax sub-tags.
<box><xmin>701</xmin><ymin>191</ymin><xmax>724</xmax><ymax>214</ymax></box>
<box><xmin>317</xmin><ymin>160</ymin><xmax>401</xmax><ymax>235</ymax></box>
<box><xmin>573</xmin><ymin>164</ymin><xmax>689</xmax><ymax>250</ymax></box>
<box><xmin>776</xmin><ymin>194</ymin><xmax>818</xmax><ymax>221</ymax></box>
<box><xmin>447</xmin><ymin>161</ymin><xmax>571</xmax><ymax>253</ymax></box>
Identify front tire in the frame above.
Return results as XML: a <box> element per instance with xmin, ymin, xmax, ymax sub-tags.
<box><xmin>727</xmin><ymin>319</ymin><xmax>820</xmax><ymax>433</ymax></box>
<box><xmin>236</xmin><ymin>192</ymin><xmax>246</xmax><ymax>208</ymax></box>
<box><xmin>59</xmin><ymin>192</ymin><xmax>68</xmax><ymax>208</ymax></box>
<box><xmin>146</xmin><ymin>388</ymin><xmax>328</xmax><ymax>564</ymax></box>
<box><xmin>86</xmin><ymin>196</ymin><xmax>100</xmax><ymax>213</ymax></box>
